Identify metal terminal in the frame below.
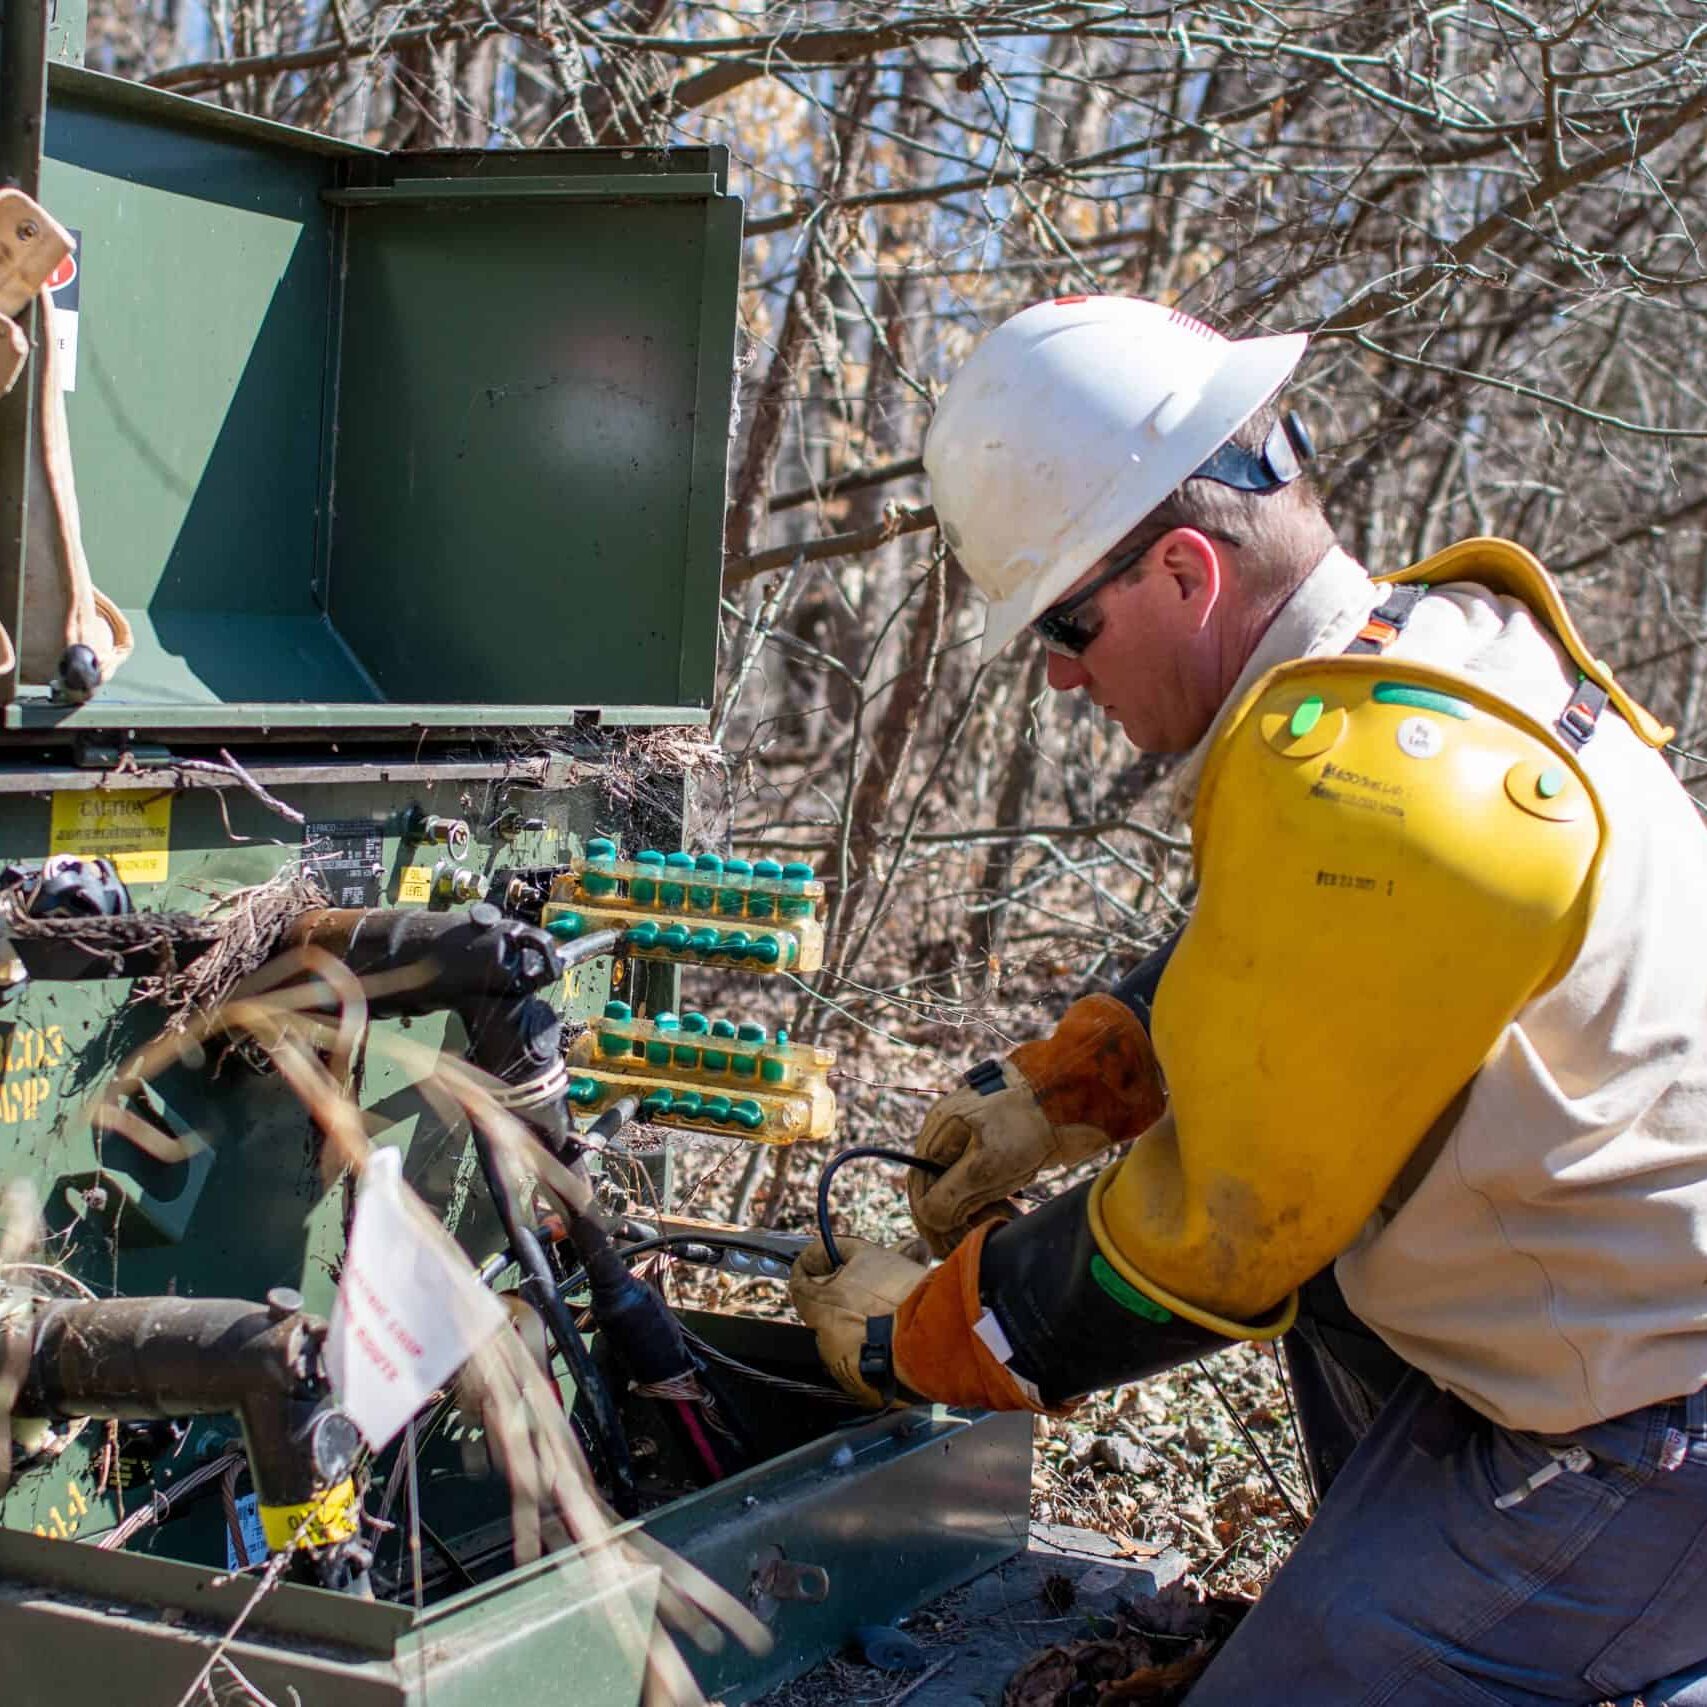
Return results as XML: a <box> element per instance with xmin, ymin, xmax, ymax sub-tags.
<box><xmin>434</xmin><ymin>862</ymin><xmax>489</xmax><ymax>903</ymax></box>
<box><xmin>416</xmin><ymin>814</ymin><xmax>472</xmax><ymax>860</ymax></box>
<box><xmin>266</xmin><ymin>1287</ymin><xmax>304</xmax><ymax>1321</ymax></box>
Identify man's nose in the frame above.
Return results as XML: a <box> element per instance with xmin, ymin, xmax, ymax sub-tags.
<box><xmin>1046</xmin><ymin>649</ymin><xmax>1091</xmax><ymax>693</ymax></box>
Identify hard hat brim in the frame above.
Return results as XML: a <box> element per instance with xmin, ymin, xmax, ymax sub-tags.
<box><xmin>975</xmin><ymin>329</ymin><xmax>1309</xmax><ymax>662</ymax></box>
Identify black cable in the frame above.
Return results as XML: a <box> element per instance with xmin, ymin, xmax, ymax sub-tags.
<box><xmin>467</xmin><ymin>1123</ymin><xmax>640</xmax><ymax>1517</ymax></box>
<box><xmin>558</xmin><ymin>1232</ymin><xmax>802</xmax><ymax>1298</ymax></box>
<box><xmin>585</xmin><ymin>1094</ymin><xmax>639</xmax><ymax>1145</ymax></box>
<box><xmin>815</xmin><ymin>1145</ymin><xmax>946</xmax><ymax>1270</ymax></box>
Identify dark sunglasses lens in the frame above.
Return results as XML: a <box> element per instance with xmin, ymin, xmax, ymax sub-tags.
<box><xmin>1032</xmin><ymin>603</ymin><xmax>1099</xmax><ymax>656</ymax></box>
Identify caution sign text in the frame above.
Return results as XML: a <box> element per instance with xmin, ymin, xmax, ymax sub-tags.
<box><xmin>49</xmin><ymin>791</ymin><xmax>172</xmax><ymax>883</ymax></box>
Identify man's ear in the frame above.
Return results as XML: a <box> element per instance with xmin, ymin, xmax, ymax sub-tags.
<box><xmin>1153</xmin><ymin>528</ymin><xmax>1224</xmax><ymax>624</ymax></box>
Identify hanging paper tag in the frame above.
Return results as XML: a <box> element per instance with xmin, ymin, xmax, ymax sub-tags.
<box><xmin>326</xmin><ymin>1146</ymin><xmax>506</xmax><ymax>1451</ymax></box>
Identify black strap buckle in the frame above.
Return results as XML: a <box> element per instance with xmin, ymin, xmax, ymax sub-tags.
<box><xmin>963</xmin><ymin>1058</ymin><xmax>1005</xmax><ymax>1096</ymax></box>
<box><xmin>858</xmin><ymin>1315</ymin><xmax>898</xmax><ymax>1403</ymax></box>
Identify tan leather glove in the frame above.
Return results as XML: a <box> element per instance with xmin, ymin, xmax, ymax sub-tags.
<box><xmin>908</xmin><ymin>993</ymin><xmax>1165</xmax><ymax>1259</ymax></box>
<box><xmin>789</xmin><ymin>1235</ymin><xmax>928</xmax><ymax>1407</ymax></box>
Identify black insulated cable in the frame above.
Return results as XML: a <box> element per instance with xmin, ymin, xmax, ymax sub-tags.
<box><xmin>815</xmin><ymin>1146</ymin><xmax>947</xmax><ymax>1271</ymax></box>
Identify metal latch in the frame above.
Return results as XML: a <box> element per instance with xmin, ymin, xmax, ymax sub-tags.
<box><xmin>751</xmin><ymin>1557</ymin><xmax>830</xmax><ymax>1605</ymax></box>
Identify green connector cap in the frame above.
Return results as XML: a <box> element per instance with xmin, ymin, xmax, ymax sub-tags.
<box><xmin>673</xmin><ymin>1044</ymin><xmax>702</xmax><ymax>1070</ymax></box>
<box><xmin>775</xmin><ymin>1027</ymin><xmax>789</xmax><ymax>1044</ymax></box>
<box><xmin>732</xmin><ymin>1099</ymin><xmax>764</xmax><ymax>1130</ymax></box>
<box><xmin>702</xmin><ymin>1047</ymin><xmax>730</xmax><ymax>1072</ymax></box>
<box><xmin>746</xmin><ymin>935</ymin><xmax>782</xmax><ymax>967</ymax></box>
<box><xmin>711</xmin><ymin>1018</ymin><xmax>738</xmax><ymax>1038</ymax></box>
<box><xmin>637</xmin><ymin>849</ymin><xmax>666</xmax><ymax>867</ymax></box>
<box><xmin>694</xmin><ymin>853</ymin><xmax>724</xmax><ymax>874</ymax></box>
<box><xmin>625</xmin><ymin>922</ymin><xmax>659</xmax><ymax>948</ymax></box>
<box><xmin>673</xmin><ymin>1091</ymin><xmax>704</xmax><ymax>1118</ymax></box>
<box><xmin>665</xmin><ymin>851</ymin><xmax>695</xmax><ymax>870</ymax></box>
<box><xmin>703</xmin><ymin>1094</ymin><xmax>733</xmax><ymax>1121</ymax></box>
<box><xmin>642</xmin><ymin>1089</ymin><xmax>674</xmax><ymax>1117</ymax></box>
<box><xmin>736</xmin><ymin>1022</ymin><xmax>767</xmax><ymax>1044</ymax></box>
<box><xmin>719</xmin><ymin>931</ymin><xmax>751</xmax><ymax>959</ymax></box>
<box><xmin>599</xmin><ymin>1032</ymin><xmax>630</xmax><ymax>1058</ymax></box>
<box><xmin>724</xmin><ymin>858</ymin><xmax>754</xmax><ymax>881</ymax></box>
<box><xmin>546</xmin><ymin>913</ymin><xmax>585</xmax><ymax>939</ymax></box>
<box><xmin>653</xmin><ymin>1011</ymin><xmax>680</xmax><ymax>1030</ymax></box>
<box><xmin>604</xmin><ymin>1000</ymin><xmax>633</xmax><ymax>1020</ymax></box>
<box><xmin>680</xmin><ymin>1012</ymin><xmax>710</xmax><ymax>1034</ymax></box>
<box><xmin>586</xmin><ymin>837</ymin><xmax>618</xmax><ymax>860</ymax></box>
<box><xmin>760</xmin><ymin>1055</ymin><xmax>786</xmax><ymax>1084</ymax></box>
<box><xmin>688</xmin><ymin>928</ymin><xmax>720</xmax><ymax>955</ymax></box>
<box><xmin>567</xmin><ymin>1076</ymin><xmax>602</xmax><ymax>1106</ymax></box>
<box><xmin>782</xmin><ymin>861</ymin><xmax>815</xmax><ymax>883</ymax></box>
<box><xmin>660</xmin><ymin>925</ymin><xmax>691</xmax><ymax>952</ymax></box>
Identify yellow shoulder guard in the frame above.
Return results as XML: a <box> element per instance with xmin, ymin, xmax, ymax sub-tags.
<box><xmin>1088</xmin><ymin>655</ymin><xmax>1607</xmax><ymax>1331</ymax></box>
<box><xmin>1379</xmin><ymin>535</ymin><xmax>1673</xmax><ymax>748</ymax></box>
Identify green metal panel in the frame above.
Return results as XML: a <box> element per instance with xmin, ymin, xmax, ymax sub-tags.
<box><xmin>10</xmin><ymin>72</ymin><xmax>739</xmax><ymax>736</ymax></box>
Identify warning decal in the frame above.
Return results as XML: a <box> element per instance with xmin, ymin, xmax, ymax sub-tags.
<box><xmin>49</xmin><ymin>790</ymin><xmax>172</xmax><ymax>883</ymax></box>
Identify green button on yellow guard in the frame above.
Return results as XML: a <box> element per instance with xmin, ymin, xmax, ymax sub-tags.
<box><xmin>1504</xmin><ymin>759</ymin><xmax>1585</xmax><ymax>822</ymax></box>
<box><xmin>1536</xmin><ymin>768</ymin><xmax>1565</xmax><ymax>800</ymax></box>
<box><xmin>1289</xmin><ymin>694</ymin><xmax>1324</xmax><ymax>738</ymax></box>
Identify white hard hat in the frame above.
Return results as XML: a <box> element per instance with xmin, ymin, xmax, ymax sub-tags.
<box><xmin>924</xmin><ymin>296</ymin><xmax>1308</xmax><ymax>660</ymax></box>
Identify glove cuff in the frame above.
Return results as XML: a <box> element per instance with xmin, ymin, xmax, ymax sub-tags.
<box><xmin>890</xmin><ymin>1223</ymin><xmax>1069</xmax><ymax>1415</ymax></box>
<box><xmin>1009</xmin><ymin>993</ymin><xmax>1165</xmax><ymax>1145</ymax></box>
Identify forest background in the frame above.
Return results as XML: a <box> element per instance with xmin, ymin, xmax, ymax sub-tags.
<box><xmin>89</xmin><ymin>0</ymin><xmax>1707</xmax><ymax>1592</ymax></box>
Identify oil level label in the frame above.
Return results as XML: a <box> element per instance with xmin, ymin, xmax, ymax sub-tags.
<box><xmin>397</xmin><ymin>865</ymin><xmax>432</xmax><ymax>904</ymax></box>
<box><xmin>49</xmin><ymin>790</ymin><xmax>171</xmax><ymax>882</ymax></box>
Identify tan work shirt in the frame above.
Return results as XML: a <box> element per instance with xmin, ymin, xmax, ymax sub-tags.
<box><xmin>1178</xmin><ymin>545</ymin><xmax>1707</xmax><ymax>1432</ymax></box>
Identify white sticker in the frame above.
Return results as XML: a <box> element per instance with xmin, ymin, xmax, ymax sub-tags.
<box><xmin>224</xmin><ymin>1492</ymin><xmax>266</xmax><ymax>1569</ymax></box>
<box><xmin>326</xmin><ymin>1147</ymin><xmax>506</xmax><ymax>1451</ymax></box>
<box><xmin>1396</xmin><ymin>715</ymin><xmax>1443</xmax><ymax>760</ymax></box>
<box><xmin>47</xmin><ymin>233</ymin><xmax>77</xmax><ymax>393</ymax></box>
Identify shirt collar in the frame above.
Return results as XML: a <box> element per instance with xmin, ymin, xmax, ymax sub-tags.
<box><xmin>1170</xmin><ymin>544</ymin><xmax>1379</xmax><ymax>818</ymax></box>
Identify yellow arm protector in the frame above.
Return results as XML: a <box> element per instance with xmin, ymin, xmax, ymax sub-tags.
<box><xmin>1089</xmin><ymin>654</ymin><xmax>1607</xmax><ymax>1332</ymax></box>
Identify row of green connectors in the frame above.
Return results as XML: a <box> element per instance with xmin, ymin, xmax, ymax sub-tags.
<box><xmin>578</xmin><ymin>839</ymin><xmax>819</xmax><ymax>920</ymax></box>
<box><xmin>597</xmin><ymin>1004</ymin><xmax>795</xmax><ymax>1083</ymax></box>
<box><xmin>545</xmin><ymin>912</ymin><xmax>801</xmax><ymax>969</ymax></box>
<box><xmin>639</xmin><ymin>1088</ymin><xmax>766</xmax><ymax>1130</ymax></box>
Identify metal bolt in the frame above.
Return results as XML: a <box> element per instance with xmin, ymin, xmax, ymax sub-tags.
<box><xmin>266</xmin><ymin>1287</ymin><xmax>303</xmax><ymax>1321</ymax></box>
<box><xmin>419</xmin><ymin>815</ymin><xmax>472</xmax><ymax>860</ymax></box>
<box><xmin>451</xmin><ymin>868</ymin><xmax>489</xmax><ymax>904</ymax></box>
<box><xmin>469</xmin><ymin>901</ymin><xmax>501</xmax><ymax>931</ymax></box>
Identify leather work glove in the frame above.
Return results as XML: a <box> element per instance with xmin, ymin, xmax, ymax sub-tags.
<box><xmin>791</xmin><ymin>1224</ymin><xmax>1076</xmax><ymax>1416</ymax></box>
<box><xmin>907</xmin><ymin>993</ymin><xmax>1165</xmax><ymax>1259</ymax></box>
<box><xmin>789</xmin><ymin>1235</ymin><xmax>929</xmax><ymax>1407</ymax></box>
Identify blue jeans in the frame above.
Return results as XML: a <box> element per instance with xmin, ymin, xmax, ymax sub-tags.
<box><xmin>1186</xmin><ymin>1371</ymin><xmax>1707</xmax><ymax>1705</ymax></box>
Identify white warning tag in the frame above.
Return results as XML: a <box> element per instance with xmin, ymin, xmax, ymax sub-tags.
<box><xmin>326</xmin><ymin>1146</ymin><xmax>506</xmax><ymax>1451</ymax></box>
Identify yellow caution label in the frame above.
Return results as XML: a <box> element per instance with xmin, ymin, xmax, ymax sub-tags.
<box><xmin>397</xmin><ymin>865</ymin><xmax>433</xmax><ymax>904</ymax></box>
<box><xmin>259</xmin><ymin>1478</ymin><xmax>360</xmax><ymax>1551</ymax></box>
<box><xmin>49</xmin><ymin>790</ymin><xmax>172</xmax><ymax>883</ymax></box>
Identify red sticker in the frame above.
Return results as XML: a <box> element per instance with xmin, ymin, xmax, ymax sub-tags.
<box><xmin>46</xmin><ymin>252</ymin><xmax>76</xmax><ymax>293</ymax></box>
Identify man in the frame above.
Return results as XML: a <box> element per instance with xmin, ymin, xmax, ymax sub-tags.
<box><xmin>789</xmin><ymin>296</ymin><xmax>1707</xmax><ymax>1705</ymax></box>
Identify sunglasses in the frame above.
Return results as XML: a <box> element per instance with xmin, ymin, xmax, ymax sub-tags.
<box><xmin>1028</xmin><ymin>541</ymin><xmax>1152</xmax><ymax>658</ymax></box>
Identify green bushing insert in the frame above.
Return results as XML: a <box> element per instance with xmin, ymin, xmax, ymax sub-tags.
<box><xmin>688</xmin><ymin>927</ymin><xmax>721</xmax><ymax>957</ymax></box>
<box><xmin>672</xmin><ymin>1091</ymin><xmax>704</xmax><ymax>1119</ymax></box>
<box><xmin>599</xmin><ymin>999</ymin><xmax>634</xmax><ymax>1056</ymax></box>
<box><xmin>703</xmin><ymin>1094</ymin><xmax>733</xmax><ymax>1122</ymax></box>
<box><xmin>732</xmin><ymin>1021</ymin><xmax>765</xmax><ymax>1079</ymax></box>
<box><xmin>748</xmin><ymin>859</ymin><xmax>782</xmax><ymax>918</ymax></box>
<box><xmin>732</xmin><ymin>1099</ymin><xmax>764</xmax><ymax>1131</ymax></box>
<box><xmin>625</xmin><ymin>921</ymin><xmax>659</xmax><ymax>950</ymax></box>
<box><xmin>567</xmin><ymin>1076</ymin><xmax>603</xmax><ymax>1106</ymax></box>
<box><xmin>746</xmin><ymin>934</ymin><xmax>785</xmax><ymax>968</ymax></box>
<box><xmin>580</xmin><ymin>838</ymin><xmax>619</xmax><ymax>899</ymax></box>
<box><xmin>586</xmin><ymin>837</ymin><xmax>618</xmax><ymax>859</ymax></box>
<box><xmin>779</xmin><ymin>861</ymin><xmax>816</xmax><ymax>919</ymax></box>
<box><xmin>661</xmin><ymin>850</ymin><xmax>695</xmax><ymax>909</ymax></box>
<box><xmin>719</xmin><ymin>859</ymin><xmax>753</xmax><ymax>915</ymax></box>
<box><xmin>546</xmin><ymin>912</ymin><xmax>585</xmax><ymax>940</ymax></box>
<box><xmin>632</xmin><ymin>849</ymin><xmax>666</xmax><ymax>905</ymax></box>
<box><xmin>659</xmin><ymin>924</ymin><xmax>691</xmax><ymax>954</ymax></box>
<box><xmin>717</xmin><ymin>930</ymin><xmax>751</xmax><ymax>961</ymax></box>
<box><xmin>760</xmin><ymin>1053</ymin><xmax>786</xmax><ymax>1084</ymax></box>
<box><xmin>645</xmin><ymin>1012</ymin><xmax>679</xmax><ymax>1068</ymax></box>
<box><xmin>703</xmin><ymin>1017</ymin><xmax>736</xmax><ymax>1074</ymax></box>
<box><xmin>691</xmin><ymin>852</ymin><xmax>723</xmax><ymax>912</ymax></box>
<box><xmin>642</xmin><ymin>1089</ymin><xmax>674</xmax><ymax>1118</ymax></box>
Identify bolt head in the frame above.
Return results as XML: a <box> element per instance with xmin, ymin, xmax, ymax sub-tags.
<box><xmin>266</xmin><ymin>1286</ymin><xmax>304</xmax><ymax>1321</ymax></box>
